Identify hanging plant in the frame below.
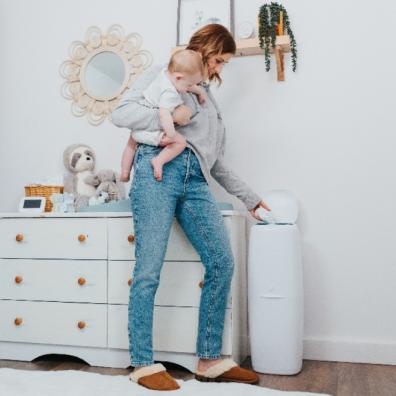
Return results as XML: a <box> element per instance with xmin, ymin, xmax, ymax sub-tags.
<box><xmin>258</xmin><ymin>2</ymin><xmax>297</xmax><ymax>72</ymax></box>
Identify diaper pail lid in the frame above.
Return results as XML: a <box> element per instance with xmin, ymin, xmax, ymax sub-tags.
<box><xmin>262</xmin><ymin>189</ymin><xmax>299</xmax><ymax>224</ymax></box>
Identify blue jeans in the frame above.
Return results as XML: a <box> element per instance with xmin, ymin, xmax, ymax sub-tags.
<box><xmin>128</xmin><ymin>144</ymin><xmax>235</xmax><ymax>367</ymax></box>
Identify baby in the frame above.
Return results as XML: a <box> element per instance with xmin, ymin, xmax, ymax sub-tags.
<box><xmin>120</xmin><ymin>49</ymin><xmax>205</xmax><ymax>182</ymax></box>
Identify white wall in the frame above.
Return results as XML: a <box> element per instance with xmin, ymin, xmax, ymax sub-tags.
<box><xmin>0</xmin><ymin>0</ymin><xmax>395</xmax><ymax>365</ymax></box>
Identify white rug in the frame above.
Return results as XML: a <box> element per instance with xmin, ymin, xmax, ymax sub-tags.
<box><xmin>0</xmin><ymin>368</ymin><xmax>331</xmax><ymax>396</ymax></box>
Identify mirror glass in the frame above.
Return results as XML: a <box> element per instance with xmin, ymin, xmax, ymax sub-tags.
<box><xmin>84</xmin><ymin>51</ymin><xmax>125</xmax><ymax>98</ymax></box>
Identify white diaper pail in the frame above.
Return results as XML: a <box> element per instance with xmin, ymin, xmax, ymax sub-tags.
<box><xmin>248</xmin><ymin>190</ymin><xmax>303</xmax><ymax>375</ymax></box>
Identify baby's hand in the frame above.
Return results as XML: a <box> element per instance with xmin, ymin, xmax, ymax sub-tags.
<box><xmin>195</xmin><ymin>86</ymin><xmax>206</xmax><ymax>104</ymax></box>
<box><xmin>197</xmin><ymin>92</ymin><xmax>206</xmax><ymax>104</ymax></box>
<box><xmin>189</xmin><ymin>85</ymin><xmax>206</xmax><ymax>105</ymax></box>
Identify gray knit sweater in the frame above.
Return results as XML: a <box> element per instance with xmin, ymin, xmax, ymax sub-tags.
<box><xmin>111</xmin><ymin>65</ymin><xmax>262</xmax><ymax>210</ymax></box>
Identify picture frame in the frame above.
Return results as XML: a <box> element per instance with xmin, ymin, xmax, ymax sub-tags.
<box><xmin>176</xmin><ymin>0</ymin><xmax>234</xmax><ymax>46</ymax></box>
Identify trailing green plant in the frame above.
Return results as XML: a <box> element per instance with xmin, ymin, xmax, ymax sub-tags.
<box><xmin>258</xmin><ymin>2</ymin><xmax>297</xmax><ymax>72</ymax></box>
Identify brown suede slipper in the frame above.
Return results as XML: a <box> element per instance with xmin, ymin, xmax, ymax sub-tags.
<box><xmin>129</xmin><ymin>363</ymin><xmax>180</xmax><ymax>391</ymax></box>
<box><xmin>195</xmin><ymin>358</ymin><xmax>259</xmax><ymax>384</ymax></box>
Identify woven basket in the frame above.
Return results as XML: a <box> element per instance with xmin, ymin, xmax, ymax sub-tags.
<box><xmin>24</xmin><ymin>185</ymin><xmax>64</xmax><ymax>212</ymax></box>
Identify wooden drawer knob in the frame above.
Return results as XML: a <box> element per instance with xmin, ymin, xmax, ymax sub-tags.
<box><xmin>127</xmin><ymin>234</ymin><xmax>135</xmax><ymax>243</ymax></box>
<box><xmin>78</xmin><ymin>234</ymin><xmax>86</xmax><ymax>242</ymax></box>
<box><xmin>199</xmin><ymin>281</ymin><xmax>204</xmax><ymax>289</ymax></box>
<box><xmin>15</xmin><ymin>234</ymin><xmax>24</xmax><ymax>242</ymax></box>
<box><xmin>14</xmin><ymin>317</ymin><xmax>23</xmax><ymax>326</ymax></box>
<box><xmin>128</xmin><ymin>278</ymin><xmax>133</xmax><ymax>287</ymax></box>
<box><xmin>15</xmin><ymin>276</ymin><xmax>23</xmax><ymax>284</ymax></box>
<box><xmin>78</xmin><ymin>277</ymin><xmax>86</xmax><ymax>286</ymax></box>
<box><xmin>77</xmin><ymin>321</ymin><xmax>86</xmax><ymax>329</ymax></box>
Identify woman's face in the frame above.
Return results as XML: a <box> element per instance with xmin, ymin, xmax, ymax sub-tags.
<box><xmin>206</xmin><ymin>53</ymin><xmax>233</xmax><ymax>78</ymax></box>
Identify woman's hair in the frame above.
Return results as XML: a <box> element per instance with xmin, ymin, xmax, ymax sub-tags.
<box><xmin>168</xmin><ymin>49</ymin><xmax>204</xmax><ymax>76</ymax></box>
<box><xmin>186</xmin><ymin>23</ymin><xmax>236</xmax><ymax>84</ymax></box>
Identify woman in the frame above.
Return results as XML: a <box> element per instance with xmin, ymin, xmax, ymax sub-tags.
<box><xmin>112</xmin><ymin>24</ymin><xmax>270</xmax><ymax>391</ymax></box>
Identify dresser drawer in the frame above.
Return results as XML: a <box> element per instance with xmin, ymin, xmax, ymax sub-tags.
<box><xmin>0</xmin><ymin>218</ymin><xmax>107</xmax><ymax>259</ymax></box>
<box><xmin>108</xmin><ymin>305</ymin><xmax>232</xmax><ymax>354</ymax></box>
<box><xmin>0</xmin><ymin>259</ymin><xmax>107</xmax><ymax>303</ymax></box>
<box><xmin>108</xmin><ymin>218</ymin><xmax>199</xmax><ymax>261</ymax></box>
<box><xmin>108</xmin><ymin>260</ymin><xmax>231</xmax><ymax>308</ymax></box>
<box><xmin>0</xmin><ymin>300</ymin><xmax>107</xmax><ymax>347</ymax></box>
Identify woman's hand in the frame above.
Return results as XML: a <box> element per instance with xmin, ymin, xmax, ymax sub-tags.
<box><xmin>173</xmin><ymin>105</ymin><xmax>193</xmax><ymax>126</ymax></box>
<box><xmin>249</xmin><ymin>200</ymin><xmax>271</xmax><ymax>221</ymax></box>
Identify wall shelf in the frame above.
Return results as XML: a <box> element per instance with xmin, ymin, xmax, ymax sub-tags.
<box><xmin>237</xmin><ymin>35</ymin><xmax>291</xmax><ymax>57</ymax></box>
<box><xmin>172</xmin><ymin>35</ymin><xmax>291</xmax><ymax>58</ymax></box>
<box><xmin>235</xmin><ymin>38</ymin><xmax>262</xmax><ymax>57</ymax></box>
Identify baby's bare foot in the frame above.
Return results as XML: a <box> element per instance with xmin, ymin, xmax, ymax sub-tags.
<box><xmin>151</xmin><ymin>157</ymin><xmax>163</xmax><ymax>181</ymax></box>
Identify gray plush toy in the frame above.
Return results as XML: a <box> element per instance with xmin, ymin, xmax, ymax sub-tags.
<box><xmin>85</xmin><ymin>169</ymin><xmax>126</xmax><ymax>203</ymax></box>
<box><xmin>63</xmin><ymin>143</ymin><xmax>97</xmax><ymax>211</ymax></box>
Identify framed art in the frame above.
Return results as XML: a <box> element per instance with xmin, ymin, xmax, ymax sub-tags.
<box><xmin>177</xmin><ymin>0</ymin><xmax>234</xmax><ymax>46</ymax></box>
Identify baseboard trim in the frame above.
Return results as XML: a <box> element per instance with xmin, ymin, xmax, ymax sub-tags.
<box><xmin>303</xmin><ymin>338</ymin><xmax>396</xmax><ymax>365</ymax></box>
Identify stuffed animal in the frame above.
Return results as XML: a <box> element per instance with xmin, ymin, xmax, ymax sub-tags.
<box><xmin>63</xmin><ymin>143</ymin><xmax>97</xmax><ymax>210</ymax></box>
<box><xmin>86</xmin><ymin>169</ymin><xmax>125</xmax><ymax>203</ymax></box>
<box><xmin>50</xmin><ymin>192</ymin><xmax>75</xmax><ymax>213</ymax></box>
<box><xmin>88</xmin><ymin>191</ymin><xmax>109</xmax><ymax>206</ymax></box>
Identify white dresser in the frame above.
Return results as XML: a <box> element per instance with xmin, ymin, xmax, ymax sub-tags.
<box><xmin>0</xmin><ymin>211</ymin><xmax>248</xmax><ymax>371</ymax></box>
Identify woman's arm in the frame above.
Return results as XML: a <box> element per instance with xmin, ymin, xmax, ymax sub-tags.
<box><xmin>111</xmin><ymin>66</ymin><xmax>162</xmax><ymax>131</ymax></box>
<box><xmin>210</xmin><ymin>158</ymin><xmax>262</xmax><ymax>210</ymax></box>
<box><xmin>210</xmin><ymin>129</ymin><xmax>262</xmax><ymax>211</ymax></box>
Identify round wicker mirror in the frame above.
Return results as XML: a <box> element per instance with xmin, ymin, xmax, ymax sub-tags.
<box><xmin>60</xmin><ymin>25</ymin><xmax>153</xmax><ymax>125</ymax></box>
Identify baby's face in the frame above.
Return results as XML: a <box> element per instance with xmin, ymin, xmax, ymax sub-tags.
<box><xmin>172</xmin><ymin>72</ymin><xmax>202</xmax><ymax>93</ymax></box>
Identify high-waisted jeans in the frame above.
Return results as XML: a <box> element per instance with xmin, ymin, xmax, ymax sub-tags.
<box><xmin>128</xmin><ymin>144</ymin><xmax>235</xmax><ymax>367</ymax></box>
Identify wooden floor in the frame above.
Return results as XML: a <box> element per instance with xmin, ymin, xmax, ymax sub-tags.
<box><xmin>1</xmin><ymin>355</ymin><xmax>395</xmax><ymax>396</ymax></box>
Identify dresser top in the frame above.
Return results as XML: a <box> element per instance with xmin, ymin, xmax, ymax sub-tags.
<box><xmin>0</xmin><ymin>210</ymin><xmax>245</xmax><ymax>219</ymax></box>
